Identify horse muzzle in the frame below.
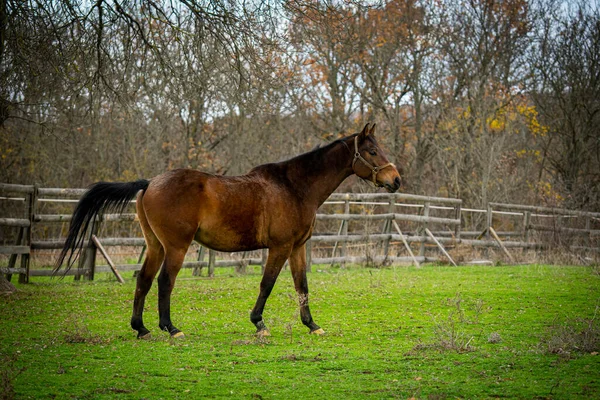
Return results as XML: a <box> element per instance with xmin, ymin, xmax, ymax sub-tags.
<box><xmin>383</xmin><ymin>177</ymin><xmax>402</xmax><ymax>193</ymax></box>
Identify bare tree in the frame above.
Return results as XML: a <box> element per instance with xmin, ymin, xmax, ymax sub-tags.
<box><xmin>353</xmin><ymin>0</ymin><xmax>442</xmax><ymax>193</ymax></box>
<box><xmin>432</xmin><ymin>0</ymin><xmax>533</xmax><ymax>208</ymax></box>
<box><xmin>287</xmin><ymin>1</ymin><xmax>362</xmax><ymax>136</ymax></box>
<box><xmin>531</xmin><ymin>0</ymin><xmax>600</xmax><ymax>209</ymax></box>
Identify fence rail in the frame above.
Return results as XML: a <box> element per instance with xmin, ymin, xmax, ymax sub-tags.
<box><xmin>1</xmin><ymin>183</ymin><xmax>599</xmax><ymax>282</ymax></box>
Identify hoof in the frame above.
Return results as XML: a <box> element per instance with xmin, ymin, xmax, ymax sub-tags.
<box><xmin>310</xmin><ymin>328</ymin><xmax>325</xmax><ymax>336</ymax></box>
<box><xmin>256</xmin><ymin>329</ymin><xmax>271</xmax><ymax>337</ymax></box>
<box><xmin>137</xmin><ymin>332</ymin><xmax>152</xmax><ymax>340</ymax></box>
<box><xmin>171</xmin><ymin>331</ymin><xmax>185</xmax><ymax>339</ymax></box>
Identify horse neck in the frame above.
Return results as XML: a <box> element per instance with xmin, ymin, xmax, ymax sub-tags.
<box><xmin>287</xmin><ymin>137</ymin><xmax>355</xmax><ymax>208</ymax></box>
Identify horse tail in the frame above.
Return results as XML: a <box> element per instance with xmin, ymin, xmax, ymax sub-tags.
<box><xmin>55</xmin><ymin>179</ymin><xmax>150</xmax><ymax>273</ymax></box>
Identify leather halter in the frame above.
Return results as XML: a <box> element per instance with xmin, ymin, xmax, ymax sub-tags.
<box><xmin>351</xmin><ymin>136</ymin><xmax>395</xmax><ymax>186</ymax></box>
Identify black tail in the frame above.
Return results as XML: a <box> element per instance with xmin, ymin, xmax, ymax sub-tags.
<box><xmin>55</xmin><ymin>179</ymin><xmax>150</xmax><ymax>272</ymax></box>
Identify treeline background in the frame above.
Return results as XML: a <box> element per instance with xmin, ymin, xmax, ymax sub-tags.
<box><xmin>1</xmin><ymin>0</ymin><xmax>599</xmax><ymax>211</ymax></box>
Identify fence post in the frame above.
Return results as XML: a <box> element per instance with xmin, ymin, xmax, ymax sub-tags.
<box><xmin>208</xmin><ymin>250</ymin><xmax>215</xmax><ymax>277</ymax></box>
<box><xmin>523</xmin><ymin>211</ymin><xmax>531</xmax><ymax>253</ymax></box>
<box><xmin>331</xmin><ymin>219</ymin><xmax>345</xmax><ymax>262</ymax></box>
<box><xmin>305</xmin><ymin>240</ymin><xmax>312</xmax><ymax>273</ymax></box>
<box><xmin>77</xmin><ymin>217</ymin><xmax>99</xmax><ymax>281</ymax></box>
<box><xmin>383</xmin><ymin>194</ymin><xmax>395</xmax><ymax>261</ymax></box>
<box><xmin>195</xmin><ymin>246</ymin><xmax>206</xmax><ymax>276</ymax></box>
<box><xmin>454</xmin><ymin>202</ymin><xmax>462</xmax><ymax>241</ymax></box>
<box><xmin>341</xmin><ymin>197</ymin><xmax>350</xmax><ymax>268</ymax></box>
<box><xmin>485</xmin><ymin>204</ymin><xmax>493</xmax><ymax>258</ymax></box>
<box><xmin>19</xmin><ymin>185</ymin><xmax>37</xmax><ymax>283</ymax></box>
<box><xmin>486</xmin><ymin>204</ymin><xmax>493</xmax><ymax>240</ymax></box>
<box><xmin>236</xmin><ymin>252</ymin><xmax>247</xmax><ymax>274</ymax></box>
<box><xmin>261</xmin><ymin>248</ymin><xmax>267</xmax><ymax>274</ymax></box>
<box><xmin>523</xmin><ymin>211</ymin><xmax>530</xmax><ymax>241</ymax></box>
<box><xmin>6</xmin><ymin>228</ymin><xmax>24</xmax><ymax>282</ymax></box>
<box><xmin>585</xmin><ymin>216</ymin><xmax>591</xmax><ymax>251</ymax></box>
<box><xmin>555</xmin><ymin>215</ymin><xmax>562</xmax><ymax>246</ymax></box>
<box><xmin>419</xmin><ymin>202</ymin><xmax>430</xmax><ymax>258</ymax></box>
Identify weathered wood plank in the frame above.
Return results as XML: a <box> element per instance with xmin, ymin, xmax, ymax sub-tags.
<box><xmin>310</xmin><ymin>234</ymin><xmax>545</xmax><ymax>249</ymax></box>
<box><xmin>31</xmin><ymin>241</ymin><xmax>65</xmax><ymax>249</ymax></box>
<box><xmin>37</xmin><ymin>188</ymin><xmax>88</xmax><ymax>197</ymax></box>
<box><xmin>92</xmin><ymin>237</ymin><xmax>146</xmax><ymax>246</ymax></box>
<box><xmin>92</xmin><ymin>258</ymin><xmax>265</xmax><ymax>273</ymax></box>
<box><xmin>0</xmin><ymin>218</ymin><xmax>30</xmax><ymax>227</ymax></box>
<box><xmin>489</xmin><ymin>227</ymin><xmax>515</xmax><ymax>263</ymax></box>
<box><xmin>91</xmin><ymin>235</ymin><xmax>125</xmax><ymax>284</ymax></box>
<box><xmin>315</xmin><ymin>213</ymin><xmax>461</xmax><ymax>226</ymax></box>
<box><xmin>35</xmin><ymin>213</ymin><xmax>137</xmax><ymax>223</ymax></box>
<box><xmin>425</xmin><ymin>228</ymin><xmax>457</xmax><ymax>266</ymax></box>
<box><xmin>490</xmin><ymin>202</ymin><xmax>600</xmax><ymax>218</ymax></box>
<box><xmin>392</xmin><ymin>221</ymin><xmax>420</xmax><ymax>267</ymax></box>
<box><xmin>327</xmin><ymin>192</ymin><xmax>462</xmax><ymax>205</ymax></box>
<box><xmin>0</xmin><ymin>245</ymin><xmax>30</xmax><ymax>255</ymax></box>
<box><xmin>0</xmin><ymin>183</ymin><xmax>35</xmax><ymax>194</ymax></box>
<box><xmin>311</xmin><ymin>255</ymin><xmax>436</xmax><ymax>265</ymax></box>
<box><xmin>528</xmin><ymin>224</ymin><xmax>600</xmax><ymax>236</ymax></box>
<box><xmin>0</xmin><ymin>267</ymin><xmax>26</xmax><ymax>274</ymax></box>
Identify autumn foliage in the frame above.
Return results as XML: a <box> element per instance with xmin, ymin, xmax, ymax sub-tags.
<box><xmin>1</xmin><ymin>0</ymin><xmax>598</xmax><ymax>211</ymax></box>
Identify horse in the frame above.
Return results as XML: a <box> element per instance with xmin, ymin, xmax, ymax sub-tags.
<box><xmin>55</xmin><ymin>123</ymin><xmax>401</xmax><ymax>339</ymax></box>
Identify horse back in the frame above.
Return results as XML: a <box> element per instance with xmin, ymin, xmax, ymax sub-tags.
<box><xmin>142</xmin><ymin>168</ymin><xmax>311</xmax><ymax>252</ymax></box>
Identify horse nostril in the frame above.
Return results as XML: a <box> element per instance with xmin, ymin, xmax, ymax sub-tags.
<box><xmin>394</xmin><ymin>177</ymin><xmax>401</xmax><ymax>188</ymax></box>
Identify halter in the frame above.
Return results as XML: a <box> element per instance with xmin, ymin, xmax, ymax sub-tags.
<box><xmin>351</xmin><ymin>136</ymin><xmax>395</xmax><ymax>186</ymax></box>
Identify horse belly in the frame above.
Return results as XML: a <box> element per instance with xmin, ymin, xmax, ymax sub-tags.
<box><xmin>194</xmin><ymin>201</ymin><xmax>265</xmax><ymax>252</ymax></box>
<box><xmin>194</xmin><ymin>225</ymin><xmax>262</xmax><ymax>252</ymax></box>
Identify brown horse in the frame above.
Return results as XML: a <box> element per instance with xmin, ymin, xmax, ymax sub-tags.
<box><xmin>56</xmin><ymin>123</ymin><xmax>401</xmax><ymax>339</ymax></box>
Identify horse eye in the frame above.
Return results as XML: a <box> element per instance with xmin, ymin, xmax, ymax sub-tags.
<box><xmin>368</xmin><ymin>149</ymin><xmax>377</xmax><ymax>156</ymax></box>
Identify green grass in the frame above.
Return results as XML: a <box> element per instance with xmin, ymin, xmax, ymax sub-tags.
<box><xmin>1</xmin><ymin>264</ymin><xmax>599</xmax><ymax>399</ymax></box>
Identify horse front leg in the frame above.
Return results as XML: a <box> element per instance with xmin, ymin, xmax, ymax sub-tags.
<box><xmin>250</xmin><ymin>246</ymin><xmax>291</xmax><ymax>336</ymax></box>
<box><xmin>289</xmin><ymin>243</ymin><xmax>324</xmax><ymax>335</ymax></box>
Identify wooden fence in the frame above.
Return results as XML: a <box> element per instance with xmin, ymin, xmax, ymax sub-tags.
<box><xmin>1</xmin><ymin>183</ymin><xmax>599</xmax><ymax>282</ymax></box>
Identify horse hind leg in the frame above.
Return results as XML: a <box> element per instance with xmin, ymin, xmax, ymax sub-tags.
<box><xmin>131</xmin><ymin>193</ymin><xmax>164</xmax><ymax>339</ymax></box>
<box><xmin>157</xmin><ymin>246</ymin><xmax>188</xmax><ymax>338</ymax></box>
<box><xmin>131</xmin><ymin>244</ymin><xmax>164</xmax><ymax>338</ymax></box>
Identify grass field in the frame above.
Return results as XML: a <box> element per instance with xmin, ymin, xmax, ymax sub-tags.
<box><xmin>1</xmin><ymin>264</ymin><xmax>599</xmax><ymax>399</ymax></box>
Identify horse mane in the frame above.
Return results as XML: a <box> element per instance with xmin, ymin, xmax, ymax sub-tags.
<box><xmin>287</xmin><ymin>135</ymin><xmax>356</xmax><ymax>164</ymax></box>
<box><xmin>249</xmin><ymin>135</ymin><xmax>355</xmax><ymax>177</ymax></box>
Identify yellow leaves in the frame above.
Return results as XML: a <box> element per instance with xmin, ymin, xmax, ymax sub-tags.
<box><xmin>0</xmin><ymin>146</ymin><xmax>13</xmax><ymax>160</ymax></box>
<box><xmin>536</xmin><ymin>180</ymin><xmax>563</xmax><ymax>204</ymax></box>
<box><xmin>462</xmin><ymin>106</ymin><xmax>471</xmax><ymax>119</ymax></box>
<box><xmin>516</xmin><ymin>104</ymin><xmax>548</xmax><ymax>137</ymax></box>
<box><xmin>448</xmin><ymin>101</ymin><xmax>549</xmax><ymax>138</ymax></box>
<box><xmin>487</xmin><ymin>116</ymin><xmax>505</xmax><ymax>132</ymax></box>
<box><xmin>515</xmin><ymin>149</ymin><xmax>541</xmax><ymax>161</ymax></box>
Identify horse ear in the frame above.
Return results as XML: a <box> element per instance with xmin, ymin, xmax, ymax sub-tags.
<box><xmin>369</xmin><ymin>123</ymin><xmax>377</xmax><ymax>136</ymax></box>
<box><xmin>359</xmin><ymin>123</ymin><xmax>370</xmax><ymax>140</ymax></box>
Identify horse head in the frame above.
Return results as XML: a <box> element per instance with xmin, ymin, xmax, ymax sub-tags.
<box><xmin>352</xmin><ymin>123</ymin><xmax>402</xmax><ymax>193</ymax></box>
